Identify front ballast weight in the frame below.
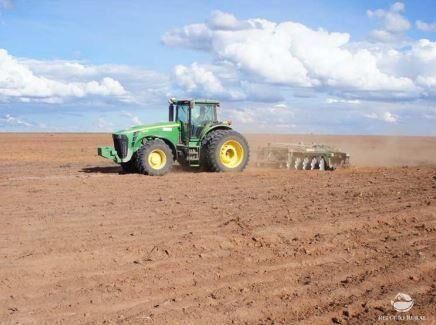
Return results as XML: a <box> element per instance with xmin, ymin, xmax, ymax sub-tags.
<box><xmin>255</xmin><ymin>142</ymin><xmax>350</xmax><ymax>171</ymax></box>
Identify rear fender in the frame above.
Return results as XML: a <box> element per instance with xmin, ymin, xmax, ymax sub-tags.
<box><xmin>200</xmin><ymin>125</ymin><xmax>232</xmax><ymax>142</ymax></box>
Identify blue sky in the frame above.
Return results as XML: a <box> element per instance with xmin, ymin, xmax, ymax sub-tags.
<box><xmin>0</xmin><ymin>0</ymin><xmax>436</xmax><ymax>134</ymax></box>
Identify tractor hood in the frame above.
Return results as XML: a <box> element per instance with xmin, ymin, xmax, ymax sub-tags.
<box><xmin>101</xmin><ymin>121</ymin><xmax>180</xmax><ymax>164</ymax></box>
<box><xmin>114</xmin><ymin>122</ymin><xmax>180</xmax><ymax>135</ymax></box>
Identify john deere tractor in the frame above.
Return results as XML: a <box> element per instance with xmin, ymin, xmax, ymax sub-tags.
<box><xmin>97</xmin><ymin>98</ymin><xmax>249</xmax><ymax>176</ymax></box>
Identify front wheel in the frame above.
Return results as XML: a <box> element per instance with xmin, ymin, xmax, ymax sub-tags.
<box><xmin>120</xmin><ymin>153</ymin><xmax>138</xmax><ymax>173</ymax></box>
<box><xmin>136</xmin><ymin>139</ymin><xmax>173</xmax><ymax>176</ymax></box>
<box><xmin>202</xmin><ymin>130</ymin><xmax>249</xmax><ymax>172</ymax></box>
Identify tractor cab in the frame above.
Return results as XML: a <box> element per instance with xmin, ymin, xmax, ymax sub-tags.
<box><xmin>168</xmin><ymin>98</ymin><xmax>219</xmax><ymax>144</ymax></box>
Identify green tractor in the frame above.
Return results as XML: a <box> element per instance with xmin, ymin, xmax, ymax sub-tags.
<box><xmin>97</xmin><ymin>98</ymin><xmax>250</xmax><ymax>176</ymax></box>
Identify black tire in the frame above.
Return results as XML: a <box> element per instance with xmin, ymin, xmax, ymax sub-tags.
<box><xmin>199</xmin><ymin>132</ymin><xmax>216</xmax><ymax>171</ymax></box>
<box><xmin>136</xmin><ymin>139</ymin><xmax>173</xmax><ymax>176</ymax></box>
<box><xmin>120</xmin><ymin>157</ymin><xmax>138</xmax><ymax>173</ymax></box>
<box><xmin>200</xmin><ymin>129</ymin><xmax>233</xmax><ymax>171</ymax></box>
<box><xmin>201</xmin><ymin>129</ymin><xmax>249</xmax><ymax>172</ymax></box>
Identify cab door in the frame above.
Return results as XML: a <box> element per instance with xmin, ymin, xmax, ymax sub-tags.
<box><xmin>176</xmin><ymin>103</ymin><xmax>190</xmax><ymax>144</ymax></box>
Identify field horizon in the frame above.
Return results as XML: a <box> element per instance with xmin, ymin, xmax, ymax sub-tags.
<box><xmin>1</xmin><ymin>133</ymin><xmax>435</xmax><ymax>167</ymax></box>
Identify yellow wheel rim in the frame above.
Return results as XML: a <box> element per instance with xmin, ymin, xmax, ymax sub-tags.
<box><xmin>148</xmin><ymin>149</ymin><xmax>167</xmax><ymax>170</ymax></box>
<box><xmin>219</xmin><ymin>140</ymin><xmax>244</xmax><ymax>168</ymax></box>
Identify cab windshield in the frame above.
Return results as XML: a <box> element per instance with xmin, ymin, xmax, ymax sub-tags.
<box><xmin>191</xmin><ymin>104</ymin><xmax>216</xmax><ymax>126</ymax></box>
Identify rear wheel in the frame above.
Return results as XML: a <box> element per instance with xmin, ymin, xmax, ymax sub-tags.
<box><xmin>202</xmin><ymin>130</ymin><xmax>249</xmax><ymax>172</ymax></box>
<box><xmin>136</xmin><ymin>139</ymin><xmax>173</xmax><ymax>176</ymax></box>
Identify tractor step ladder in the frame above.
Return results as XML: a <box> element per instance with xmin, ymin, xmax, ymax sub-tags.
<box><xmin>188</xmin><ymin>147</ymin><xmax>200</xmax><ymax>167</ymax></box>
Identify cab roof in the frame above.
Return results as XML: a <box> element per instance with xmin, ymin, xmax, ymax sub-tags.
<box><xmin>171</xmin><ymin>98</ymin><xmax>220</xmax><ymax>105</ymax></box>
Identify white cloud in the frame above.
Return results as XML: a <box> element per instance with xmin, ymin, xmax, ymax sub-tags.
<box><xmin>0</xmin><ymin>114</ymin><xmax>32</xmax><ymax>127</ymax></box>
<box><xmin>172</xmin><ymin>62</ymin><xmax>286</xmax><ymax>102</ymax></box>
<box><xmin>367</xmin><ymin>2</ymin><xmax>410</xmax><ymax>32</ymax></box>
<box><xmin>0</xmin><ymin>49</ymin><xmax>127</xmax><ymax>104</ymax></box>
<box><xmin>207</xmin><ymin>10</ymin><xmax>250</xmax><ymax>31</ymax></box>
<box><xmin>364</xmin><ymin>112</ymin><xmax>378</xmax><ymax>119</ymax></box>
<box><xmin>224</xmin><ymin>104</ymin><xmax>296</xmax><ymax>131</ymax></box>
<box><xmin>121</xmin><ymin>111</ymin><xmax>142</xmax><ymax>125</ymax></box>
<box><xmin>161</xmin><ymin>23</ymin><xmax>212</xmax><ymax>51</ymax></box>
<box><xmin>131</xmin><ymin>115</ymin><xmax>141</xmax><ymax>125</ymax></box>
<box><xmin>374</xmin><ymin>39</ymin><xmax>436</xmax><ymax>98</ymax></box>
<box><xmin>367</xmin><ymin>2</ymin><xmax>410</xmax><ymax>42</ymax></box>
<box><xmin>416</xmin><ymin>20</ymin><xmax>436</xmax><ymax>33</ymax></box>
<box><xmin>174</xmin><ymin>63</ymin><xmax>225</xmax><ymax>95</ymax></box>
<box><xmin>28</xmin><ymin>59</ymin><xmax>169</xmax><ymax>105</ymax></box>
<box><xmin>369</xmin><ymin>29</ymin><xmax>401</xmax><ymax>43</ymax></box>
<box><xmin>172</xmin><ymin>63</ymin><xmax>248</xmax><ymax>100</ymax></box>
<box><xmin>364</xmin><ymin>111</ymin><xmax>398</xmax><ymax>123</ymax></box>
<box><xmin>1</xmin><ymin>51</ymin><xmax>170</xmax><ymax>106</ymax></box>
<box><xmin>383</xmin><ymin>111</ymin><xmax>398</xmax><ymax>123</ymax></box>
<box><xmin>163</xmin><ymin>7</ymin><xmax>436</xmax><ymax>102</ymax></box>
<box><xmin>326</xmin><ymin>98</ymin><xmax>361</xmax><ymax>104</ymax></box>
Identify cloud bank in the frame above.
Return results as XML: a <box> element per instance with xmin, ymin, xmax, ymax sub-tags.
<box><xmin>0</xmin><ymin>49</ymin><xmax>129</xmax><ymax>104</ymax></box>
<box><xmin>0</xmin><ymin>49</ymin><xmax>170</xmax><ymax>105</ymax></box>
<box><xmin>163</xmin><ymin>6</ymin><xmax>436</xmax><ymax>102</ymax></box>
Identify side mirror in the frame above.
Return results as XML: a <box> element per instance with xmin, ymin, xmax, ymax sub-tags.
<box><xmin>168</xmin><ymin>104</ymin><xmax>174</xmax><ymax>122</ymax></box>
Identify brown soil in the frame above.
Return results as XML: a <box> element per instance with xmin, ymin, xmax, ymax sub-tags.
<box><xmin>0</xmin><ymin>133</ymin><xmax>435</xmax><ymax>324</ymax></box>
